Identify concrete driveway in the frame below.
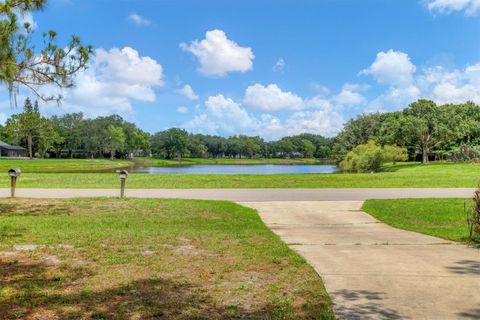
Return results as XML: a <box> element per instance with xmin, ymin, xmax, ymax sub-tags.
<box><xmin>240</xmin><ymin>201</ymin><xmax>480</xmax><ymax>320</ymax></box>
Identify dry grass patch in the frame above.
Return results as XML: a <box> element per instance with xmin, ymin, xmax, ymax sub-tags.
<box><xmin>0</xmin><ymin>198</ymin><xmax>334</xmax><ymax>319</ymax></box>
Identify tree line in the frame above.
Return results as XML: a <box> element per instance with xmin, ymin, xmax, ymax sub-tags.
<box><xmin>334</xmin><ymin>99</ymin><xmax>480</xmax><ymax>165</ymax></box>
<box><xmin>1</xmin><ymin>98</ymin><xmax>479</xmax><ymax>163</ymax></box>
<box><xmin>151</xmin><ymin>129</ymin><xmax>333</xmax><ymax>160</ymax></box>
<box><xmin>0</xmin><ymin>98</ymin><xmax>334</xmax><ymax>159</ymax></box>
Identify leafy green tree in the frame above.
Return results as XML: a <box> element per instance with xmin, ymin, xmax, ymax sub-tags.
<box><xmin>36</xmin><ymin>120</ymin><xmax>63</xmax><ymax>158</ymax></box>
<box><xmin>188</xmin><ymin>135</ymin><xmax>208</xmax><ymax>158</ymax></box>
<box><xmin>239</xmin><ymin>135</ymin><xmax>262</xmax><ymax>158</ymax></box>
<box><xmin>105</xmin><ymin>125</ymin><xmax>126</xmax><ymax>159</ymax></box>
<box><xmin>340</xmin><ymin>141</ymin><xmax>407</xmax><ymax>173</ymax></box>
<box><xmin>50</xmin><ymin>113</ymin><xmax>84</xmax><ymax>157</ymax></box>
<box><xmin>382</xmin><ymin>145</ymin><xmax>408</xmax><ymax>164</ymax></box>
<box><xmin>0</xmin><ymin>0</ymin><xmax>93</xmax><ymax>104</ymax></box>
<box><xmin>151</xmin><ymin>128</ymin><xmax>189</xmax><ymax>159</ymax></box>
<box><xmin>300</xmin><ymin>139</ymin><xmax>316</xmax><ymax>158</ymax></box>
<box><xmin>4</xmin><ymin>98</ymin><xmax>62</xmax><ymax>158</ymax></box>
<box><xmin>123</xmin><ymin>124</ymin><xmax>150</xmax><ymax>156</ymax></box>
<box><xmin>5</xmin><ymin>98</ymin><xmax>43</xmax><ymax>158</ymax></box>
<box><xmin>402</xmin><ymin>99</ymin><xmax>460</xmax><ymax>164</ymax></box>
<box><xmin>333</xmin><ymin>113</ymin><xmax>385</xmax><ymax>161</ymax></box>
<box><xmin>340</xmin><ymin>141</ymin><xmax>385</xmax><ymax>173</ymax></box>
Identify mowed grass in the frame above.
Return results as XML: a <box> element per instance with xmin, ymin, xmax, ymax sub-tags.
<box><xmin>136</xmin><ymin>157</ymin><xmax>329</xmax><ymax>166</ymax></box>
<box><xmin>0</xmin><ymin>160</ymin><xmax>477</xmax><ymax>188</ymax></box>
<box><xmin>0</xmin><ymin>158</ymin><xmax>132</xmax><ymax>173</ymax></box>
<box><xmin>0</xmin><ymin>161</ymin><xmax>479</xmax><ymax>188</ymax></box>
<box><xmin>362</xmin><ymin>198</ymin><xmax>472</xmax><ymax>242</ymax></box>
<box><xmin>0</xmin><ymin>198</ymin><xmax>334</xmax><ymax>319</ymax></box>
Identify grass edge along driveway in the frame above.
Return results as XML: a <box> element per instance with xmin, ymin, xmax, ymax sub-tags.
<box><xmin>362</xmin><ymin>198</ymin><xmax>476</xmax><ymax>243</ymax></box>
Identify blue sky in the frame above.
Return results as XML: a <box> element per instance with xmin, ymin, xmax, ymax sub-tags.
<box><xmin>2</xmin><ymin>0</ymin><xmax>479</xmax><ymax>139</ymax></box>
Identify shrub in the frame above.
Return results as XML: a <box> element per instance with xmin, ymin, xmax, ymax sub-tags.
<box><xmin>340</xmin><ymin>141</ymin><xmax>407</xmax><ymax>173</ymax></box>
<box><xmin>469</xmin><ymin>190</ymin><xmax>480</xmax><ymax>242</ymax></box>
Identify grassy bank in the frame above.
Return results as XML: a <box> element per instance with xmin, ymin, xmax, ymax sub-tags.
<box><xmin>0</xmin><ymin>158</ymin><xmax>132</xmax><ymax>173</ymax></box>
<box><xmin>362</xmin><ymin>198</ymin><xmax>472</xmax><ymax>242</ymax></box>
<box><xmin>0</xmin><ymin>198</ymin><xmax>333</xmax><ymax>319</ymax></box>
<box><xmin>0</xmin><ymin>162</ymin><xmax>479</xmax><ymax>188</ymax></box>
<box><xmin>135</xmin><ymin>157</ymin><xmax>329</xmax><ymax>166</ymax></box>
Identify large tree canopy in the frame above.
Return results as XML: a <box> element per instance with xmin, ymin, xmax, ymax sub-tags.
<box><xmin>0</xmin><ymin>0</ymin><xmax>93</xmax><ymax>104</ymax></box>
<box><xmin>333</xmin><ymin>99</ymin><xmax>480</xmax><ymax>164</ymax></box>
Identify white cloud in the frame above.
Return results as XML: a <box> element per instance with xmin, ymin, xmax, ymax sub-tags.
<box><xmin>180</xmin><ymin>29</ymin><xmax>254</xmax><ymax>76</ymax></box>
<box><xmin>363</xmin><ymin>60</ymin><xmax>480</xmax><ymax>113</ymax></box>
<box><xmin>184</xmin><ymin>93</ymin><xmax>344</xmax><ymax>139</ymax></box>
<box><xmin>419</xmin><ymin>63</ymin><xmax>480</xmax><ymax>104</ymax></box>
<box><xmin>127</xmin><ymin>13</ymin><xmax>152</xmax><ymax>26</ymax></box>
<box><xmin>425</xmin><ymin>0</ymin><xmax>480</xmax><ymax>15</ymax></box>
<box><xmin>41</xmin><ymin>47</ymin><xmax>163</xmax><ymax>117</ymax></box>
<box><xmin>185</xmin><ymin>95</ymin><xmax>259</xmax><ymax>135</ymax></box>
<box><xmin>176</xmin><ymin>84</ymin><xmax>199</xmax><ymax>101</ymax></box>
<box><xmin>94</xmin><ymin>47</ymin><xmax>163</xmax><ymax>87</ymax></box>
<box><xmin>281</xmin><ymin>108</ymin><xmax>344</xmax><ymax>138</ymax></box>
<box><xmin>310</xmin><ymin>83</ymin><xmax>331</xmax><ymax>96</ymax></box>
<box><xmin>360</xmin><ymin>50</ymin><xmax>416</xmax><ymax>86</ymax></box>
<box><xmin>244</xmin><ymin>83</ymin><xmax>304</xmax><ymax>112</ymax></box>
<box><xmin>177</xmin><ymin>106</ymin><xmax>189</xmax><ymax>113</ymax></box>
<box><xmin>332</xmin><ymin>84</ymin><xmax>368</xmax><ymax>107</ymax></box>
<box><xmin>366</xmin><ymin>85</ymin><xmax>421</xmax><ymax>113</ymax></box>
<box><xmin>273</xmin><ymin>58</ymin><xmax>285</xmax><ymax>72</ymax></box>
<box><xmin>259</xmin><ymin>101</ymin><xmax>344</xmax><ymax>139</ymax></box>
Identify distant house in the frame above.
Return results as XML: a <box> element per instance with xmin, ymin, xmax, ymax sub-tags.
<box><xmin>0</xmin><ymin>141</ymin><xmax>27</xmax><ymax>157</ymax></box>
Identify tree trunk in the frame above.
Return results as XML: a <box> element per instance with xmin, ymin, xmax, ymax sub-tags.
<box><xmin>422</xmin><ymin>147</ymin><xmax>429</xmax><ymax>164</ymax></box>
<box><xmin>27</xmin><ymin>134</ymin><xmax>33</xmax><ymax>159</ymax></box>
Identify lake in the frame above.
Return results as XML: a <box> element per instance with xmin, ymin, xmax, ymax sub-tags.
<box><xmin>130</xmin><ymin>164</ymin><xmax>339</xmax><ymax>175</ymax></box>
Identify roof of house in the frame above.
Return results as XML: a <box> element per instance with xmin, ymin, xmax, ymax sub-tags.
<box><xmin>0</xmin><ymin>140</ymin><xmax>26</xmax><ymax>151</ymax></box>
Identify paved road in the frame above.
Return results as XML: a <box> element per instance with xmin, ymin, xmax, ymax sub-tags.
<box><xmin>240</xmin><ymin>201</ymin><xmax>480</xmax><ymax>320</ymax></box>
<box><xmin>0</xmin><ymin>188</ymin><xmax>476</xmax><ymax>201</ymax></box>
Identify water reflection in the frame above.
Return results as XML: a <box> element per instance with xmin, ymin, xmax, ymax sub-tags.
<box><xmin>129</xmin><ymin>164</ymin><xmax>338</xmax><ymax>175</ymax></box>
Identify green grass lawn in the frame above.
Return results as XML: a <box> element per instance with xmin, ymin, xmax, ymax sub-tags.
<box><xmin>135</xmin><ymin>157</ymin><xmax>329</xmax><ymax>166</ymax></box>
<box><xmin>0</xmin><ymin>198</ymin><xmax>334</xmax><ymax>319</ymax></box>
<box><xmin>0</xmin><ymin>161</ymin><xmax>479</xmax><ymax>188</ymax></box>
<box><xmin>0</xmin><ymin>158</ymin><xmax>132</xmax><ymax>173</ymax></box>
<box><xmin>362</xmin><ymin>198</ymin><xmax>473</xmax><ymax>242</ymax></box>
<box><xmin>0</xmin><ymin>160</ymin><xmax>478</xmax><ymax>188</ymax></box>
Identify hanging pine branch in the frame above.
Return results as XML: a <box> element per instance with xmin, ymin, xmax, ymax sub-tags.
<box><xmin>0</xmin><ymin>0</ymin><xmax>93</xmax><ymax>105</ymax></box>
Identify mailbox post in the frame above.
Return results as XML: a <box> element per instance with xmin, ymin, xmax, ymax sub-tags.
<box><xmin>8</xmin><ymin>168</ymin><xmax>21</xmax><ymax>198</ymax></box>
<box><xmin>116</xmin><ymin>170</ymin><xmax>128</xmax><ymax>198</ymax></box>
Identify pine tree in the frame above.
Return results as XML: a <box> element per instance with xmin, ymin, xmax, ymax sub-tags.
<box><xmin>0</xmin><ymin>0</ymin><xmax>93</xmax><ymax>105</ymax></box>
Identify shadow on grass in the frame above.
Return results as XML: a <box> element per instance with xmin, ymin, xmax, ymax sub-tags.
<box><xmin>446</xmin><ymin>260</ymin><xmax>480</xmax><ymax>275</ymax></box>
<box><xmin>0</xmin><ymin>259</ymin><xmax>332</xmax><ymax>320</ymax></box>
<box><xmin>0</xmin><ymin>202</ymin><xmax>72</xmax><ymax>216</ymax></box>
<box><xmin>0</xmin><ymin>225</ymin><xmax>25</xmax><ymax>239</ymax></box>
<box><xmin>380</xmin><ymin>162</ymin><xmax>422</xmax><ymax>172</ymax></box>
<box><xmin>330</xmin><ymin>289</ymin><xmax>405</xmax><ymax>320</ymax></box>
<box><xmin>458</xmin><ymin>306</ymin><xmax>480</xmax><ymax>319</ymax></box>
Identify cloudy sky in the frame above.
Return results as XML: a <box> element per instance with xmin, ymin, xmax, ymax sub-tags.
<box><xmin>1</xmin><ymin>0</ymin><xmax>479</xmax><ymax>139</ymax></box>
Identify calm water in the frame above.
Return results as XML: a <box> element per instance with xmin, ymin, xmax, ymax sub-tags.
<box><xmin>130</xmin><ymin>164</ymin><xmax>338</xmax><ymax>175</ymax></box>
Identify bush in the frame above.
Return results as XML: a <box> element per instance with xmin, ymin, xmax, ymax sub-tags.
<box><xmin>469</xmin><ymin>190</ymin><xmax>480</xmax><ymax>242</ymax></box>
<box><xmin>340</xmin><ymin>141</ymin><xmax>407</xmax><ymax>173</ymax></box>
